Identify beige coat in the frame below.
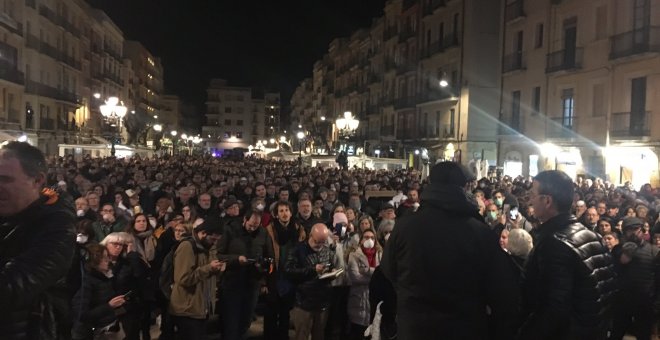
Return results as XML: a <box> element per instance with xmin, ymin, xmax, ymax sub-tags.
<box><xmin>347</xmin><ymin>247</ymin><xmax>382</xmax><ymax>326</ymax></box>
<box><xmin>168</xmin><ymin>238</ymin><xmax>217</xmax><ymax>319</ymax></box>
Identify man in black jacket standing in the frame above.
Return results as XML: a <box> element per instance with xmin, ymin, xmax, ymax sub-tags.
<box><xmin>610</xmin><ymin>216</ymin><xmax>660</xmax><ymax>340</ymax></box>
<box><xmin>519</xmin><ymin>170</ymin><xmax>616</xmax><ymax>340</ymax></box>
<box><xmin>381</xmin><ymin>162</ymin><xmax>520</xmax><ymax>340</ymax></box>
<box><xmin>0</xmin><ymin>142</ymin><xmax>76</xmax><ymax>339</ymax></box>
<box><xmin>218</xmin><ymin>208</ymin><xmax>275</xmax><ymax>340</ymax></box>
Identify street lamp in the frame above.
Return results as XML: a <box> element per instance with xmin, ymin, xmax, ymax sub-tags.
<box><xmin>297</xmin><ymin>131</ymin><xmax>305</xmax><ymax>170</ymax></box>
<box><xmin>153</xmin><ymin>124</ymin><xmax>162</xmax><ymax>132</ymax></box>
<box><xmin>375</xmin><ymin>149</ymin><xmax>381</xmax><ymax>158</ymax></box>
<box><xmin>99</xmin><ymin>96</ymin><xmax>127</xmax><ymax>157</ymax></box>
<box><xmin>335</xmin><ymin>111</ymin><xmax>360</xmax><ymax>136</ymax></box>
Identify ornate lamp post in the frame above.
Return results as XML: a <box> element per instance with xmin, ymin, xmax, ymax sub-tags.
<box><xmin>335</xmin><ymin>111</ymin><xmax>360</xmax><ymax>137</ymax></box>
<box><xmin>99</xmin><ymin>97</ymin><xmax>127</xmax><ymax>157</ymax></box>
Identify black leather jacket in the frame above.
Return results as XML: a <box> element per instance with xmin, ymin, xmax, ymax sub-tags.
<box><xmin>519</xmin><ymin>213</ymin><xmax>616</xmax><ymax>340</ymax></box>
<box><xmin>0</xmin><ymin>192</ymin><xmax>76</xmax><ymax>339</ymax></box>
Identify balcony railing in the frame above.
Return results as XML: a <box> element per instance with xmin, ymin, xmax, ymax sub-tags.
<box><xmin>546</xmin><ymin>47</ymin><xmax>583</xmax><ymax>73</ymax></box>
<box><xmin>38</xmin><ymin>5</ymin><xmax>57</xmax><ymax>23</ymax></box>
<box><xmin>0</xmin><ymin>13</ymin><xmax>23</xmax><ymax>36</ymax></box>
<box><xmin>610</xmin><ymin>111</ymin><xmax>650</xmax><ymax>137</ymax></box>
<box><xmin>383</xmin><ymin>26</ymin><xmax>398</xmax><ymax>41</ymax></box>
<box><xmin>441</xmin><ymin>34</ymin><xmax>460</xmax><ymax>50</ymax></box>
<box><xmin>103</xmin><ymin>71</ymin><xmax>123</xmax><ymax>85</ymax></box>
<box><xmin>394</xmin><ymin>96</ymin><xmax>416</xmax><ymax>109</ymax></box>
<box><xmin>547</xmin><ymin>116</ymin><xmax>578</xmax><ymax>138</ymax></box>
<box><xmin>399</xmin><ymin>28</ymin><xmax>417</xmax><ymax>41</ymax></box>
<box><xmin>382</xmin><ymin>125</ymin><xmax>395</xmax><ymax>136</ymax></box>
<box><xmin>103</xmin><ymin>45</ymin><xmax>122</xmax><ymax>61</ymax></box>
<box><xmin>610</xmin><ymin>26</ymin><xmax>660</xmax><ymax>60</ymax></box>
<box><xmin>39</xmin><ymin>118</ymin><xmax>55</xmax><ymax>130</ymax></box>
<box><xmin>422</xmin><ymin>0</ymin><xmax>445</xmax><ymax>16</ymax></box>
<box><xmin>25</xmin><ymin>0</ymin><xmax>36</xmax><ymax>9</ymax></box>
<box><xmin>0</xmin><ymin>61</ymin><xmax>24</xmax><ymax>85</ymax></box>
<box><xmin>505</xmin><ymin>0</ymin><xmax>525</xmax><ymax>22</ymax></box>
<box><xmin>26</xmin><ymin>80</ymin><xmax>81</xmax><ymax>104</ymax></box>
<box><xmin>396</xmin><ymin>63</ymin><xmax>416</xmax><ymax>75</ymax></box>
<box><xmin>502</xmin><ymin>52</ymin><xmax>526</xmax><ymax>73</ymax></box>
<box><xmin>417</xmin><ymin>89</ymin><xmax>458</xmax><ymax>103</ymax></box>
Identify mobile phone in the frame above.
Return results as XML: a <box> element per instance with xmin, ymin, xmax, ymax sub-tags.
<box><xmin>510</xmin><ymin>207</ymin><xmax>519</xmax><ymax>219</ymax></box>
<box><xmin>246</xmin><ymin>258</ymin><xmax>257</xmax><ymax>263</ymax></box>
<box><xmin>334</xmin><ymin>223</ymin><xmax>343</xmax><ymax>235</ymax></box>
<box><xmin>123</xmin><ymin>290</ymin><xmax>135</xmax><ymax>301</ymax></box>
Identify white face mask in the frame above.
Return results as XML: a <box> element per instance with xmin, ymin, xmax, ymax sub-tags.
<box><xmin>149</xmin><ymin>217</ymin><xmax>157</xmax><ymax>228</ymax></box>
<box><xmin>363</xmin><ymin>239</ymin><xmax>375</xmax><ymax>249</ymax></box>
<box><xmin>167</xmin><ymin>206</ymin><xmax>173</xmax><ymax>213</ymax></box>
<box><xmin>256</xmin><ymin>203</ymin><xmax>265</xmax><ymax>211</ymax></box>
<box><xmin>76</xmin><ymin>233</ymin><xmax>88</xmax><ymax>244</ymax></box>
<box><xmin>76</xmin><ymin>209</ymin><xmax>85</xmax><ymax>217</ymax></box>
<box><xmin>102</xmin><ymin>213</ymin><xmax>113</xmax><ymax>222</ymax></box>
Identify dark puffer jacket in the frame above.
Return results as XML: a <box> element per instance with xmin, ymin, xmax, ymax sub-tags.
<box><xmin>284</xmin><ymin>241</ymin><xmax>338</xmax><ymax>311</ymax></box>
<box><xmin>0</xmin><ymin>192</ymin><xmax>76</xmax><ymax>339</ymax></box>
<box><xmin>71</xmin><ymin>269</ymin><xmax>120</xmax><ymax>339</ymax></box>
<box><xmin>616</xmin><ymin>241</ymin><xmax>660</xmax><ymax>303</ymax></box>
<box><xmin>519</xmin><ymin>213</ymin><xmax>617</xmax><ymax>340</ymax></box>
<box><xmin>380</xmin><ymin>183</ymin><xmax>521</xmax><ymax>340</ymax></box>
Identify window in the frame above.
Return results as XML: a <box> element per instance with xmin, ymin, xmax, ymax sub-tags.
<box><xmin>224</xmin><ymin>119</ymin><xmax>231</xmax><ymax>126</ymax></box>
<box><xmin>236</xmin><ymin>132</ymin><xmax>243</xmax><ymax>139</ymax></box>
<box><xmin>225</xmin><ymin>106</ymin><xmax>232</xmax><ymax>113</ymax></box>
<box><xmin>561</xmin><ymin>88</ymin><xmax>574</xmax><ymax>127</ymax></box>
<box><xmin>592</xmin><ymin>83</ymin><xmax>604</xmax><ymax>116</ymax></box>
<box><xmin>449</xmin><ymin>109</ymin><xmax>455</xmax><ymax>135</ymax></box>
<box><xmin>237</xmin><ymin>119</ymin><xmax>243</xmax><ymax>126</ymax></box>
<box><xmin>237</xmin><ymin>107</ymin><xmax>244</xmax><ymax>114</ymax></box>
<box><xmin>511</xmin><ymin>91</ymin><xmax>521</xmax><ymax>131</ymax></box>
<box><xmin>595</xmin><ymin>6</ymin><xmax>607</xmax><ymax>40</ymax></box>
<box><xmin>535</xmin><ymin>23</ymin><xmax>544</xmax><ymax>48</ymax></box>
<box><xmin>532</xmin><ymin>86</ymin><xmax>541</xmax><ymax>115</ymax></box>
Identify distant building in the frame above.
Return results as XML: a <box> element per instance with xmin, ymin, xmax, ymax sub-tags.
<box><xmin>203</xmin><ymin>78</ymin><xmax>280</xmax><ymax>151</ymax></box>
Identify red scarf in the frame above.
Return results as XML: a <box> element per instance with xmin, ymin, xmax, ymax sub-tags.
<box><xmin>362</xmin><ymin>247</ymin><xmax>377</xmax><ymax>267</ymax></box>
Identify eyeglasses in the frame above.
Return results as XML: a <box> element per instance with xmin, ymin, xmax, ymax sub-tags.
<box><xmin>108</xmin><ymin>242</ymin><xmax>124</xmax><ymax>247</ymax></box>
<box><xmin>182</xmin><ymin>208</ymin><xmax>191</xmax><ymax>212</ymax></box>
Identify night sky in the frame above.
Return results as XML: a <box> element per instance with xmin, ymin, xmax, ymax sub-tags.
<box><xmin>88</xmin><ymin>0</ymin><xmax>386</xmax><ymax>121</ymax></box>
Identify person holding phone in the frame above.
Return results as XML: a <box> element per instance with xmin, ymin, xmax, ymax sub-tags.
<box><xmin>217</xmin><ymin>208</ymin><xmax>275</xmax><ymax>340</ymax></box>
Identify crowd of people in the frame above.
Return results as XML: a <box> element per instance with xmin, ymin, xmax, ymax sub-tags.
<box><xmin>2</xmin><ymin>141</ymin><xmax>660</xmax><ymax>340</ymax></box>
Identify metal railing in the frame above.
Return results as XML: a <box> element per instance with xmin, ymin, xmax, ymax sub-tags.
<box><xmin>502</xmin><ymin>51</ymin><xmax>526</xmax><ymax>73</ymax></box>
<box><xmin>547</xmin><ymin>116</ymin><xmax>578</xmax><ymax>138</ymax></box>
<box><xmin>610</xmin><ymin>111</ymin><xmax>650</xmax><ymax>137</ymax></box>
<box><xmin>0</xmin><ymin>61</ymin><xmax>24</xmax><ymax>85</ymax></box>
<box><xmin>610</xmin><ymin>26</ymin><xmax>660</xmax><ymax>60</ymax></box>
<box><xmin>546</xmin><ymin>47</ymin><xmax>583</xmax><ymax>73</ymax></box>
<box><xmin>40</xmin><ymin>118</ymin><xmax>55</xmax><ymax>130</ymax></box>
<box><xmin>441</xmin><ymin>34</ymin><xmax>460</xmax><ymax>50</ymax></box>
<box><xmin>505</xmin><ymin>0</ymin><xmax>525</xmax><ymax>22</ymax></box>
<box><xmin>394</xmin><ymin>96</ymin><xmax>416</xmax><ymax>110</ymax></box>
<box><xmin>381</xmin><ymin>125</ymin><xmax>395</xmax><ymax>136</ymax></box>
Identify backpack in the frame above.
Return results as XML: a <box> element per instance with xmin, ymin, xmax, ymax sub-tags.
<box><xmin>159</xmin><ymin>237</ymin><xmax>198</xmax><ymax>299</ymax></box>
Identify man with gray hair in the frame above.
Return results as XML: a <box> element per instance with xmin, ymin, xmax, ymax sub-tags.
<box><xmin>285</xmin><ymin>223</ymin><xmax>341</xmax><ymax>340</ymax></box>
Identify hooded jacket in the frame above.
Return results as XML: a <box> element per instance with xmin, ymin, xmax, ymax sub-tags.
<box><xmin>380</xmin><ymin>183</ymin><xmax>520</xmax><ymax>340</ymax></box>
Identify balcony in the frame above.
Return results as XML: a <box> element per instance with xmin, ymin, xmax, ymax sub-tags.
<box><xmin>25</xmin><ymin>0</ymin><xmax>35</xmax><ymax>9</ymax></box>
<box><xmin>39</xmin><ymin>118</ymin><xmax>55</xmax><ymax>130</ymax></box>
<box><xmin>368</xmin><ymin>73</ymin><xmax>382</xmax><ymax>84</ymax></box>
<box><xmin>610</xmin><ymin>26</ymin><xmax>660</xmax><ymax>60</ymax></box>
<box><xmin>423</xmin><ymin>0</ymin><xmax>445</xmax><ymax>16</ymax></box>
<box><xmin>394</xmin><ymin>96</ymin><xmax>416</xmax><ymax>110</ymax></box>
<box><xmin>103</xmin><ymin>70</ymin><xmax>123</xmax><ymax>85</ymax></box>
<box><xmin>103</xmin><ymin>45</ymin><xmax>122</xmax><ymax>61</ymax></box>
<box><xmin>61</xmin><ymin>54</ymin><xmax>81</xmax><ymax>70</ymax></box>
<box><xmin>610</xmin><ymin>111</ymin><xmax>650</xmax><ymax>138</ymax></box>
<box><xmin>383</xmin><ymin>26</ymin><xmax>398</xmax><ymax>41</ymax></box>
<box><xmin>0</xmin><ymin>13</ymin><xmax>23</xmax><ymax>36</ymax></box>
<box><xmin>498</xmin><ymin>115</ymin><xmax>522</xmax><ymax>135</ymax></box>
<box><xmin>399</xmin><ymin>28</ymin><xmax>417</xmax><ymax>42</ymax></box>
<box><xmin>502</xmin><ymin>51</ymin><xmax>526</xmax><ymax>73</ymax></box>
<box><xmin>38</xmin><ymin>5</ymin><xmax>57</xmax><ymax>23</ymax></box>
<box><xmin>547</xmin><ymin>116</ymin><xmax>578</xmax><ymax>138</ymax></box>
<box><xmin>382</xmin><ymin>125</ymin><xmax>395</xmax><ymax>136</ymax></box>
<box><xmin>0</xmin><ymin>61</ymin><xmax>24</xmax><ymax>85</ymax></box>
<box><xmin>441</xmin><ymin>34</ymin><xmax>460</xmax><ymax>50</ymax></box>
<box><xmin>25</xmin><ymin>34</ymin><xmax>40</xmax><ymax>50</ymax></box>
<box><xmin>417</xmin><ymin>89</ymin><xmax>458</xmax><ymax>103</ymax></box>
<box><xmin>546</xmin><ymin>48</ymin><xmax>583</xmax><ymax>73</ymax></box>
<box><xmin>505</xmin><ymin>0</ymin><xmax>525</xmax><ymax>23</ymax></box>
<box><xmin>25</xmin><ymin>80</ymin><xmax>81</xmax><ymax>104</ymax></box>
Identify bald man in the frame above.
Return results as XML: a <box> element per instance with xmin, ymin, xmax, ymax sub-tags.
<box><xmin>285</xmin><ymin>223</ymin><xmax>340</xmax><ymax>340</ymax></box>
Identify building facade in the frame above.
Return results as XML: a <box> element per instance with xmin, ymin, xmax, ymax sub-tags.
<box><xmin>0</xmin><ymin>0</ymin><xmax>167</xmax><ymax>155</ymax></box>
<box><xmin>202</xmin><ymin>78</ymin><xmax>280</xmax><ymax>151</ymax></box>
<box><xmin>499</xmin><ymin>0</ymin><xmax>660</xmax><ymax>187</ymax></box>
<box><xmin>290</xmin><ymin>0</ymin><xmax>503</xmax><ymax>167</ymax></box>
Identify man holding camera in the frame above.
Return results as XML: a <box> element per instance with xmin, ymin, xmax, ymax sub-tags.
<box><xmin>218</xmin><ymin>208</ymin><xmax>275</xmax><ymax>340</ymax></box>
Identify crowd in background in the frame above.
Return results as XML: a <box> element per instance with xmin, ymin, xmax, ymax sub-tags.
<box><xmin>43</xmin><ymin>152</ymin><xmax>660</xmax><ymax>339</ymax></box>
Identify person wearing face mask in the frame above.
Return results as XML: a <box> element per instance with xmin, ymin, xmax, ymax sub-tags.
<box><xmin>217</xmin><ymin>208</ymin><xmax>275</xmax><ymax>340</ymax></box>
<box><xmin>92</xmin><ymin>204</ymin><xmax>126</xmax><ymax>242</ymax></box>
<box><xmin>252</xmin><ymin>197</ymin><xmax>272</xmax><ymax>227</ymax></box>
<box><xmin>67</xmin><ymin>220</ymin><xmax>98</xmax><ymax>301</ymax></box>
<box><xmin>346</xmin><ymin>229</ymin><xmax>382</xmax><ymax>339</ymax></box>
<box><xmin>75</xmin><ymin>196</ymin><xmax>97</xmax><ymax>222</ymax></box>
<box><xmin>380</xmin><ymin>162</ymin><xmax>520</xmax><ymax>340</ymax></box>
